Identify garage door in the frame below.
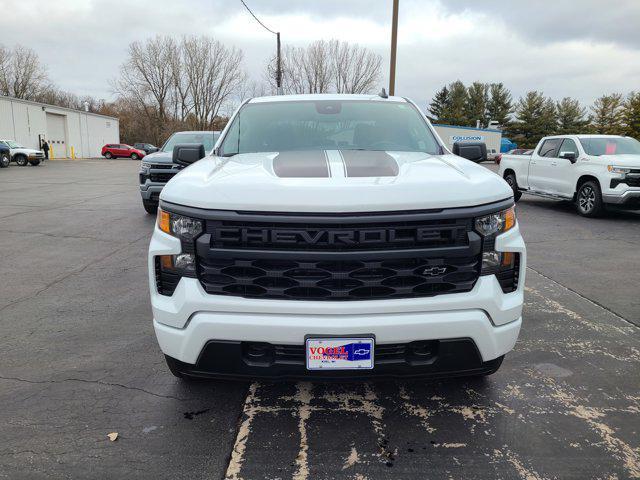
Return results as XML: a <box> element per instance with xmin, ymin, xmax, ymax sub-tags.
<box><xmin>46</xmin><ymin>113</ymin><xmax>67</xmax><ymax>157</ymax></box>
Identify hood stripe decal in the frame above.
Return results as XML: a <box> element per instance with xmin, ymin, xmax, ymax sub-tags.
<box><xmin>272</xmin><ymin>150</ymin><xmax>399</xmax><ymax>178</ymax></box>
<box><xmin>273</xmin><ymin>150</ymin><xmax>330</xmax><ymax>178</ymax></box>
<box><xmin>340</xmin><ymin>150</ymin><xmax>400</xmax><ymax>177</ymax></box>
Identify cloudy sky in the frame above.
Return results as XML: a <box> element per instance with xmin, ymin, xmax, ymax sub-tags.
<box><xmin>3</xmin><ymin>0</ymin><xmax>640</xmax><ymax>110</ymax></box>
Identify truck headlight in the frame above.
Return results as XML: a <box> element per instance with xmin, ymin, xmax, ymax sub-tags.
<box><xmin>155</xmin><ymin>208</ymin><xmax>203</xmax><ymax>295</ymax></box>
<box><xmin>475</xmin><ymin>206</ymin><xmax>520</xmax><ymax>292</ymax></box>
<box><xmin>474</xmin><ymin>206</ymin><xmax>516</xmax><ymax>236</ymax></box>
<box><xmin>157</xmin><ymin>208</ymin><xmax>203</xmax><ymax>241</ymax></box>
<box><xmin>607</xmin><ymin>165</ymin><xmax>630</xmax><ymax>177</ymax></box>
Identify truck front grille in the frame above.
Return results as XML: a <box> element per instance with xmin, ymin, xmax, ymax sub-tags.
<box><xmin>189</xmin><ymin>209</ymin><xmax>486</xmax><ymax>301</ymax></box>
<box><xmin>150</xmin><ymin>172</ymin><xmax>177</xmax><ymax>183</ymax></box>
<box><xmin>198</xmin><ymin>255</ymin><xmax>480</xmax><ymax>300</ymax></box>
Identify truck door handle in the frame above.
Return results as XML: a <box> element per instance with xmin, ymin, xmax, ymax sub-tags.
<box><xmin>531</xmin><ymin>161</ymin><xmax>536</xmax><ymax>165</ymax></box>
<box><xmin>551</xmin><ymin>161</ymin><xmax>557</xmax><ymax>166</ymax></box>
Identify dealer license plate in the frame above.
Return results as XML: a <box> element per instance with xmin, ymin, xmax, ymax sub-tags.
<box><xmin>305</xmin><ymin>337</ymin><xmax>374</xmax><ymax>370</ymax></box>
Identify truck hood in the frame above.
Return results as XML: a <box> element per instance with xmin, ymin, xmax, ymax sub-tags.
<box><xmin>594</xmin><ymin>154</ymin><xmax>640</xmax><ymax>167</ymax></box>
<box><xmin>12</xmin><ymin>147</ymin><xmax>41</xmax><ymax>155</ymax></box>
<box><xmin>142</xmin><ymin>150</ymin><xmax>173</xmax><ymax>164</ymax></box>
<box><xmin>160</xmin><ymin>150</ymin><xmax>512</xmax><ymax>212</ymax></box>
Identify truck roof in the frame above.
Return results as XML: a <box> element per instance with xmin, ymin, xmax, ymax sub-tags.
<box><xmin>172</xmin><ymin>131</ymin><xmax>220</xmax><ymax>134</ymax></box>
<box><xmin>248</xmin><ymin>93</ymin><xmax>408</xmax><ymax>104</ymax></box>
<box><xmin>543</xmin><ymin>134</ymin><xmax>626</xmax><ymax>139</ymax></box>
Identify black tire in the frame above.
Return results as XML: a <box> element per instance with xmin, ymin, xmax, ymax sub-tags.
<box><xmin>131</xmin><ymin>153</ymin><xmax>139</xmax><ymax>160</ymax></box>
<box><xmin>15</xmin><ymin>155</ymin><xmax>28</xmax><ymax>166</ymax></box>
<box><xmin>104</xmin><ymin>152</ymin><xmax>113</xmax><ymax>159</ymax></box>
<box><xmin>576</xmin><ymin>180</ymin><xmax>604</xmax><ymax>217</ymax></box>
<box><xmin>0</xmin><ymin>153</ymin><xmax>9</xmax><ymax>168</ymax></box>
<box><xmin>504</xmin><ymin>173</ymin><xmax>522</xmax><ymax>202</ymax></box>
<box><xmin>143</xmin><ymin>200</ymin><xmax>158</xmax><ymax>215</ymax></box>
<box><xmin>29</xmin><ymin>159</ymin><xmax>41</xmax><ymax>166</ymax></box>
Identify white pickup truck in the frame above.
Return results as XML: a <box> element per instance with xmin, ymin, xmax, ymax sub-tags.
<box><xmin>148</xmin><ymin>93</ymin><xmax>526</xmax><ymax>381</ymax></box>
<box><xmin>499</xmin><ymin>135</ymin><xmax>640</xmax><ymax>216</ymax></box>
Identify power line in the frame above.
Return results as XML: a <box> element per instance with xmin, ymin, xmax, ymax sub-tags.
<box><xmin>239</xmin><ymin>0</ymin><xmax>277</xmax><ymax>35</ymax></box>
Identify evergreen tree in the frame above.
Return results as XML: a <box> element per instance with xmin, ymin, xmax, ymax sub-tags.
<box><xmin>510</xmin><ymin>91</ymin><xmax>552</xmax><ymax>148</ymax></box>
<box><xmin>556</xmin><ymin>97</ymin><xmax>588</xmax><ymax>135</ymax></box>
<box><xmin>486</xmin><ymin>83</ymin><xmax>513</xmax><ymax>128</ymax></box>
<box><xmin>465</xmin><ymin>81</ymin><xmax>488</xmax><ymax>127</ymax></box>
<box><xmin>428</xmin><ymin>85</ymin><xmax>450</xmax><ymax>121</ymax></box>
<box><xmin>541</xmin><ymin>97</ymin><xmax>558</xmax><ymax>135</ymax></box>
<box><xmin>591</xmin><ymin>93</ymin><xmax>624</xmax><ymax>134</ymax></box>
<box><xmin>622</xmin><ymin>92</ymin><xmax>640</xmax><ymax>139</ymax></box>
<box><xmin>439</xmin><ymin>80</ymin><xmax>468</xmax><ymax>126</ymax></box>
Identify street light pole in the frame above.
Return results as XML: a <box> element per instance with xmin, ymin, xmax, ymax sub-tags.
<box><xmin>389</xmin><ymin>0</ymin><xmax>399</xmax><ymax>96</ymax></box>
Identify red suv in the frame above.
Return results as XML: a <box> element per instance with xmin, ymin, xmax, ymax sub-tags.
<box><xmin>101</xmin><ymin>144</ymin><xmax>146</xmax><ymax>160</ymax></box>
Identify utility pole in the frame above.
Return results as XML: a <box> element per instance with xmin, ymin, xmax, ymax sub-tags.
<box><xmin>389</xmin><ymin>0</ymin><xmax>399</xmax><ymax>96</ymax></box>
<box><xmin>239</xmin><ymin>0</ymin><xmax>283</xmax><ymax>94</ymax></box>
<box><xmin>276</xmin><ymin>32</ymin><xmax>282</xmax><ymax>95</ymax></box>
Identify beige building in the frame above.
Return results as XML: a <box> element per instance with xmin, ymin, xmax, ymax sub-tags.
<box><xmin>433</xmin><ymin>123</ymin><xmax>502</xmax><ymax>154</ymax></box>
<box><xmin>0</xmin><ymin>95</ymin><xmax>119</xmax><ymax>158</ymax></box>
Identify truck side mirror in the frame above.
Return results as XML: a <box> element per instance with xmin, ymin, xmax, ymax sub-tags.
<box><xmin>559</xmin><ymin>151</ymin><xmax>577</xmax><ymax>163</ymax></box>
<box><xmin>173</xmin><ymin>143</ymin><xmax>206</xmax><ymax>166</ymax></box>
<box><xmin>453</xmin><ymin>142</ymin><xmax>487</xmax><ymax>163</ymax></box>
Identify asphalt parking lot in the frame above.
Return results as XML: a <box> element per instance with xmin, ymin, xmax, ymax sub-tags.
<box><xmin>1</xmin><ymin>160</ymin><xmax>639</xmax><ymax>480</ymax></box>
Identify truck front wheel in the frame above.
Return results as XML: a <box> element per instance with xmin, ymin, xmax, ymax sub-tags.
<box><xmin>15</xmin><ymin>155</ymin><xmax>28</xmax><ymax>166</ymax></box>
<box><xmin>142</xmin><ymin>199</ymin><xmax>158</xmax><ymax>215</ymax></box>
<box><xmin>576</xmin><ymin>180</ymin><xmax>604</xmax><ymax>217</ymax></box>
<box><xmin>504</xmin><ymin>173</ymin><xmax>522</xmax><ymax>202</ymax></box>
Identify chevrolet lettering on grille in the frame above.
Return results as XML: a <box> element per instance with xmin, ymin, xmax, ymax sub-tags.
<box><xmin>212</xmin><ymin>227</ymin><xmax>448</xmax><ymax>247</ymax></box>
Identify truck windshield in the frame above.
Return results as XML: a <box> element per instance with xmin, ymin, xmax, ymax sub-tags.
<box><xmin>220</xmin><ymin>100</ymin><xmax>441</xmax><ymax>156</ymax></box>
<box><xmin>579</xmin><ymin>137</ymin><xmax>640</xmax><ymax>156</ymax></box>
<box><xmin>162</xmin><ymin>132</ymin><xmax>216</xmax><ymax>153</ymax></box>
<box><xmin>6</xmin><ymin>141</ymin><xmax>23</xmax><ymax>148</ymax></box>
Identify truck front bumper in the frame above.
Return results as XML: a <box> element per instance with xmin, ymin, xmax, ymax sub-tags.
<box><xmin>149</xmin><ymin>224</ymin><xmax>525</xmax><ymax>379</ymax></box>
<box><xmin>602</xmin><ymin>189</ymin><xmax>640</xmax><ymax>207</ymax></box>
<box><xmin>139</xmin><ymin>183</ymin><xmax>165</xmax><ymax>202</ymax></box>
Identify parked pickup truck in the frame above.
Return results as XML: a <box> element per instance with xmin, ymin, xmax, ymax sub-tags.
<box><xmin>139</xmin><ymin>131</ymin><xmax>219</xmax><ymax>214</ymax></box>
<box><xmin>499</xmin><ymin>135</ymin><xmax>640</xmax><ymax>216</ymax></box>
<box><xmin>148</xmin><ymin>94</ymin><xmax>526</xmax><ymax>381</ymax></box>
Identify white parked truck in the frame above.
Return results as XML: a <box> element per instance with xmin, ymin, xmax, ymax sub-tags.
<box><xmin>499</xmin><ymin>135</ymin><xmax>640</xmax><ymax>216</ymax></box>
<box><xmin>148</xmin><ymin>94</ymin><xmax>525</xmax><ymax>381</ymax></box>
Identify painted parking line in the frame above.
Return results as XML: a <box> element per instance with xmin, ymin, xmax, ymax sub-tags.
<box><xmin>223</xmin><ymin>268</ymin><xmax>640</xmax><ymax>480</ymax></box>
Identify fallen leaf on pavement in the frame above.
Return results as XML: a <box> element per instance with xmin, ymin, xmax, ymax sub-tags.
<box><xmin>107</xmin><ymin>432</ymin><xmax>118</xmax><ymax>442</ymax></box>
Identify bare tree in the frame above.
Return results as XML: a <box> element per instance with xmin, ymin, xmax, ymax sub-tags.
<box><xmin>0</xmin><ymin>44</ymin><xmax>49</xmax><ymax>99</ymax></box>
<box><xmin>300</xmin><ymin>41</ymin><xmax>334</xmax><ymax>93</ymax></box>
<box><xmin>113</xmin><ymin>36</ymin><xmax>177</xmax><ymax>123</ymax></box>
<box><xmin>266</xmin><ymin>45</ymin><xmax>306</xmax><ymax>94</ymax></box>
<box><xmin>0</xmin><ymin>45</ymin><xmax>10</xmax><ymax>95</ymax></box>
<box><xmin>266</xmin><ymin>39</ymin><xmax>381</xmax><ymax>95</ymax></box>
<box><xmin>267</xmin><ymin>42</ymin><xmax>333</xmax><ymax>94</ymax></box>
<box><xmin>181</xmin><ymin>36</ymin><xmax>246</xmax><ymax>130</ymax></box>
<box><xmin>168</xmin><ymin>39</ymin><xmax>193</xmax><ymax>123</ymax></box>
<box><xmin>329</xmin><ymin>40</ymin><xmax>382</xmax><ymax>94</ymax></box>
<box><xmin>33</xmin><ymin>87</ymin><xmax>105</xmax><ymax>112</ymax></box>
